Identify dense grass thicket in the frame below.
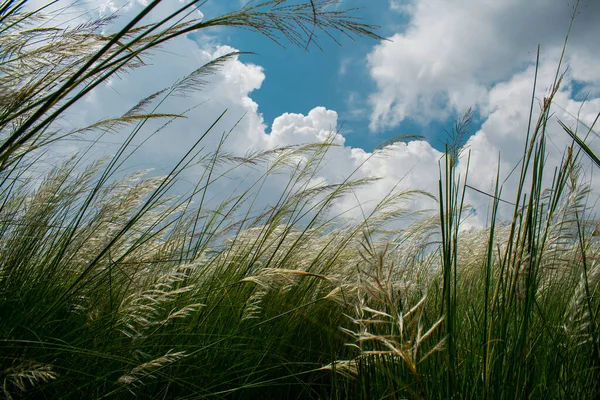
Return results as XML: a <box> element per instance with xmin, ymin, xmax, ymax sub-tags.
<box><xmin>1</xmin><ymin>1</ymin><xmax>599</xmax><ymax>399</ymax></box>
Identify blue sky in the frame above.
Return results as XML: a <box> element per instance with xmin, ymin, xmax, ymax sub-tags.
<box><xmin>194</xmin><ymin>0</ymin><xmax>470</xmax><ymax>152</ymax></box>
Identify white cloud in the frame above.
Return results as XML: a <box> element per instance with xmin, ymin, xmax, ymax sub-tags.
<box><xmin>266</xmin><ymin>108</ymin><xmax>343</xmax><ymax>147</ymax></box>
<box><xmin>367</xmin><ymin>0</ymin><xmax>600</xmax><ymax>131</ymax></box>
<box><xmin>356</xmin><ymin>0</ymin><xmax>600</xmax><ymax>226</ymax></box>
<box><xmin>23</xmin><ymin>0</ymin><xmax>600</xmax><ymax>229</ymax></box>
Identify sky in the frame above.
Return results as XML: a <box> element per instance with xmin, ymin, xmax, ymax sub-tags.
<box><xmin>24</xmin><ymin>0</ymin><xmax>600</xmax><ymax>228</ymax></box>
<box><xmin>196</xmin><ymin>0</ymin><xmax>455</xmax><ymax>152</ymax></box>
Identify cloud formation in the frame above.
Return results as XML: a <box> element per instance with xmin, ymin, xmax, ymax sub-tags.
<box><xmin>368</xmin><ymin>0</ymin><xmax>600</xmax><ymax>130</ymax></box>
<box><xmin>27</xmin><ymin>0</ymin><xmax>600</xmax><ymax>228</ymax></box>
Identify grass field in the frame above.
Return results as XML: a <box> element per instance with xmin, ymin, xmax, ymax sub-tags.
<box><xmin>1</xmin><ymin>1</ymin><xmax>599</xmax><ymax>398</ymax></box>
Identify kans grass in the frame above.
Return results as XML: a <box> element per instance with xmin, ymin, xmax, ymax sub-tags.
<box><xmin>1</xmin><ymin>1</ymin><xmax>599</xmax><ymax>398</ymax></box>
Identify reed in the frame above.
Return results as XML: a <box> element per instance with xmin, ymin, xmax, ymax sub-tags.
<box><xmin>1</xmin><ymin>1</ymin><xmax>599</xmax><ymax>399</ymax></box>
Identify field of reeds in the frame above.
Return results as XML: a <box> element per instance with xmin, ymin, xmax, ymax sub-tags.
<box><xmin>1</xmin><ymin>1</ymin><xmax>599</xmax><ymax>399</ymax></box>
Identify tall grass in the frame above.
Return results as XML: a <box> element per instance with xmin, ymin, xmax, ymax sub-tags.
<box><xmin>1</xmin><ymin>1</ymin><xmax>600</xmax><ymax>399</ymax></box>
<box><xmin>342</xmin><ymin>42</ymin><xmax>600</xmax><ymax>400</ymax></box>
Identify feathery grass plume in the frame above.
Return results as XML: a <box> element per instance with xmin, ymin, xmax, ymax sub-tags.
<box><xmin>1</xmin><ymin>361</ymin><xmax>58</xmax><ymax>400</ymax></box>
<box><xmin>240</xmin><ymin>267</ymin><xmax>332</xmax><ymax>320</ymax></box>
<box><xmin>119</xmin><ymin>266</ymin><xmax>203</xmax><ymax>340</ymax></box>
<box><xmin>118</xmin><ymin>349</ymin><xmax>187</xmax><ymax>388</ymax></box>
<box><xmin>3</xmin><ymin>0</ymin><xmax>600</xmax><ymax>398</ymax></box>
<box><xmin>320</xmin><ymin>358</ymin><xmax>360</xmax><ymax>380</ymax></box>
<box><xmin>0</xmin><ymin>124</ymin><xmax>403</xmax><ymax>398</ymax></box>
<box><xmin>0</xmin><ymin>2</ymin><xmax>391</xmax><ymax>398</ymax></box>
<box><xmin>424</xmin><ymin>5</ymin><xmax>600</xmax><ymax>395</ymax></box>
<box><xmin>322</xmin><ymin>228</ymin><xmax>445</xmax><ymax>399</ymax></box>
<box><xmin>568</xmin><ymin>253</ymin><xmax>600</xmax><ymax>346</ymax></box>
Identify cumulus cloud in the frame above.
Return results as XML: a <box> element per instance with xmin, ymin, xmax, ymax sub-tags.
<box><xmin>357</xmin><ymin>0</ymin><xmax>600</xmax><ymax>226</ymax></box>
<box><xmin>24</xmin><ymin>0</ymin><xmax>600</xmax><ymax>229</ymax></box>
<box><xmin>368</xmin><ymin>0</ymin><xmax>600</xmax><ymax>130</ymax></box>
